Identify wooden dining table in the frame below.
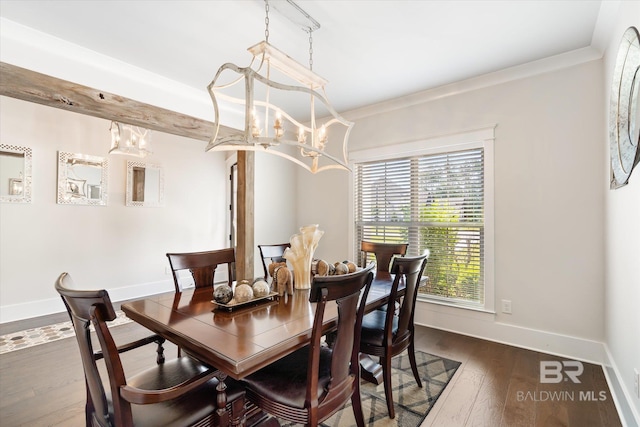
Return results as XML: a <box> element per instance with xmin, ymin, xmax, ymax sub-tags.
<box><xmin>121</xmin><ymin>273</ymin><xmax>398</xmax><ymax>425</ymax></box>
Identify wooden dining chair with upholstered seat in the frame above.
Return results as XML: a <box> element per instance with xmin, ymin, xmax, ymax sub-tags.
<box><xmin>166</xmin><ymin>248</ymin><xmax>235</xmax><ymax>292</ymax></box>
<box><xmin>241</xmin><ymin>263</ymin><xmax>375</xmax><ymax>427</ymax></box>
<box><xmin>55</xmin><ymin>272</ymin><xmax>245</xmax><ymax>427</ymax></box>
<box><xmin>360</xmin><ymin>241</ymin><xmax>408</xmax><ymax>276</ymax></box>
<box><xmin>257</xmin><ymin>243</ymin><xmax>290</xmax><ymax>280</ymax></box>
<box><xmin>358</xmin><ymin>254</ymin><xmax>428</xmax><ymax>419</ymax></box>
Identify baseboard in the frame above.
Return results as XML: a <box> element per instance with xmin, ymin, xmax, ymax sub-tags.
<box><xmin>602</xmin><ymin>345</ymin><xmax>640</xmax><ymax>427</ymax></box>
<box><xmin>0</xmin><ymin>279</ymin><xmax>175</xmax><ymax>324</ymax></box>
<box><xmin>414</xmin><ymin>300</ymin><xmax>606</xmax><ymax>365</ymax></box>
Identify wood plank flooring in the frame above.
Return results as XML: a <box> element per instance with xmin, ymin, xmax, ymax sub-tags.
<box><xmin>0</xmin><ymin>316</ymin><xmax>622</xmax><ymax>426</ymax></box>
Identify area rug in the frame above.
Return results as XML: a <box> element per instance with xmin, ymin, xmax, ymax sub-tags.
<box><xmin>0</xmin><ymin>310</ymin><xmax>132</xmax><ymax>354</ymax></box>
<box><xmin>278</xmin><ymin>351</ymin><xmax>460</xmax><ymax>427</ymax></box>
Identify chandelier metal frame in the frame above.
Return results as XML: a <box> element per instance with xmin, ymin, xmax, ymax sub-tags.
<box><xmin>205</xmin><ymin>0</ymin><xmax>353</xmax><ymax>173</ymax></box>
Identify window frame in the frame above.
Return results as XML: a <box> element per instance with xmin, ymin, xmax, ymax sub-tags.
<box><xmin>348</xmin><ymin>126</ymin><xmax>495</xmax><ymax>313</ymax></box>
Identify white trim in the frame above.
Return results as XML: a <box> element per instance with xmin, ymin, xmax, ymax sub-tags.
<box><xmin>349</xmin><ymin>125</ymin><xmax>496</xmax><ymax>163</ymax></box>
<box><xmin>603</xmin><ymin>344</ymin><xmax>640</xmax><ymax>427</ymax></box>
<box><xmin>0</xmin><ymin>279</ymin><xmax>174</xmax><ymax>324</ymax></box>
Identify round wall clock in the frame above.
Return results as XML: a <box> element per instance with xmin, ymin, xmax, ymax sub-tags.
<box><xmin>610</xmin><ymin>26</ymin><xmax>640</xmax><ymax>189</ymax></box>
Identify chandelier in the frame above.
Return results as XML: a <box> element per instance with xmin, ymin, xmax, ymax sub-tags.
<box><xmin>109</xmin><ymin>121</ymin><xmax>152</xmax><ymax>158</ymax></box>
<box><xmin>205</xmin><ymin>0</ymin><xmax>353</xmax><ymax>174</ymax></box>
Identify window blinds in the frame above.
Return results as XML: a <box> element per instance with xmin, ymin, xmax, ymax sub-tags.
<box><xmin>355</xmin><ymin>148</ymin><xmax>485</xmax><ymax>306</ymax></box>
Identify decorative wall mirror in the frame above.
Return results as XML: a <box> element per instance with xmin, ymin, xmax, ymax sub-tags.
<box><xmin>57</xmin><ymin>151</ymin><xmax>108</xmax><ymax>206</ymax></box>
<box><xmin>0</xmin><ymin>144</ymin><xmax>32</xmax><ymax>203</ymax></box>
<box><xmin>610</xmin><ymin>26</ymin><xmax>640</xmax><ymax>188</ymax></box>
<box><xmin>126</xmin><ymin>161</ymin><xmax>164</xmax><ymax>207</ymax></box>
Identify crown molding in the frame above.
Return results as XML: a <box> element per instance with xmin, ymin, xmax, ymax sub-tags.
<box><xmin>343</xmin><ymin>46</ymin><xmax>602</xmax><ymax>122</ymax></box>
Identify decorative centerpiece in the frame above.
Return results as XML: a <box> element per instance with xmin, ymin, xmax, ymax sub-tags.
<box><xmin>284</xmin><ymin>224</ymin><xmax>324</xmax><ymax>289</ymax></box>
<box><xmin>212</xmin><ymin>278</ymin><xmax>278</xmax><ymax>311</ymax></box>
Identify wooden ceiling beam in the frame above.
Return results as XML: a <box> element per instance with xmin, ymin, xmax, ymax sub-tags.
<box><xmin>0</xmin><ymin>61</ymin><xmax>234</xmax><ymax>142</ymax></box>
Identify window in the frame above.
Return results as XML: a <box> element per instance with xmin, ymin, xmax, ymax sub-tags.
<box><xmin>352</xmin><ymin>128</ymin><xmax>494</xmax><ymax>310</ymax></box>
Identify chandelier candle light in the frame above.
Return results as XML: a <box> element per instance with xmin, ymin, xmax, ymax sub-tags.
<box><xmin>206</xmin><ymin>0</ymin><xmax>353</xmax><ymax>173</ymax></box>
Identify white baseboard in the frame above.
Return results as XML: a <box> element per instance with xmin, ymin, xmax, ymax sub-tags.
<box><xmin>414</xmin><ymin>300</ymin><xmax>606</xmax><ymax>364</ymax></box>
<box><xmin>602</xmin><ymin>345</ymin><xmax>640</xmax><ymax>427</ymax></box>
<box><xmin>0</xmin><ymin>279</ymin><xmax>174</xmax><ymax>324</ymax></box>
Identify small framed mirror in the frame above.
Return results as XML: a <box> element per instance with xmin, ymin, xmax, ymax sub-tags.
<box><xmin>126</xmin><ymin>161</ymin><xmax>164</xmax><ymax>207</ymax></box>
<box><xmin>0</xmin><ymin>144</ymin><xmax>32</xmax><ymax>203</ymax></box>
<box><xmin>57</xmin><ymin>151</ymin><xmax>108</xmax><ymax>206</ymax></box>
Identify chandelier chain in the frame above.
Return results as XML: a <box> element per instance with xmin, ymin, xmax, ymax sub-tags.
<box><xmin>264</xmin><ymin>0</ymin><xmax>270</xmax><ymax>43</ymax></box>
<box><xmin>308</xmin><ymin>28</ymin><xmax>313</xmax><ymax>70</ymax></box>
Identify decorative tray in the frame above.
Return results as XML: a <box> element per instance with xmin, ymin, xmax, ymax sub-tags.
<box><xmin>212</xmin><ymin>292</ymin><xmax>279</xmax><ymax>311</ymax></box>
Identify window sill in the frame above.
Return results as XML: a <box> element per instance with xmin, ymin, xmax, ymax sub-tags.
<box><xmin>416</xmin><ymin>296</ymin><xmax>496</xmax><ymax>315</ymax></box>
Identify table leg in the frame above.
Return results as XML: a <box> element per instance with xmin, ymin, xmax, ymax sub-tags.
<box><xmin>215</xmin><ymin>373</ymin><xmax>230</xmax><ymax>427</ymax></box>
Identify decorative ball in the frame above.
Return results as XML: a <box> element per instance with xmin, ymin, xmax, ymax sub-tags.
<box><xmin>234</xmin><ymin>284</ymin><xmax>254</xmax><ymax>303</ymax></box>
<box><xmin>316</xmin><ymin>259</ymin><xmax>330</xmax><ymax>276</ymax></box>
<box><xmin>252</xmin><ymin>279</ymin><xmax>270</xmax><ymax>298</ymax></box>
<box><xmin>345</xmin><ymin>261</ymin><xmax>357</xmax><ymax>273</ymax></box>
<box><xmin>213</xmin><ymin>285</ymin><xmax>233</xmax><ymax>304</ymax></box>
<box><xmin>333</xmin><ymin>263</ymin><xmax>349</xmax><ymax>275</ymax></box>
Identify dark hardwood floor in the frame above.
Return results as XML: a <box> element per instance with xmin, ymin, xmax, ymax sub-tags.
<box><xmin>0</xmin><ymin>315</ymin><xmax>622</xmax><ymax>426</ymax></box>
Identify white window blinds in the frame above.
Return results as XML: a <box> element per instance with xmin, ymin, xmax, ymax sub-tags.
<box><xmin>355</xmin><ymin>147</ymin><xmax>485</xmax><ymax>306</ymax></box>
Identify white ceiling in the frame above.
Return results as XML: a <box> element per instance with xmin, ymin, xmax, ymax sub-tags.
<box><xmin>0</xmin><ymin>0</ymin><xmax>606</xmax><ymax>115</ymax></box>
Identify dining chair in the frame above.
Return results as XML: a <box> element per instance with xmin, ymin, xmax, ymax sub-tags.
<box><xmin>241</xmin><ymin>263</ymin><xmax>375</xmax><ymax>427</ymax></box>
<box><xmin>166</xmin><ymin>248</ymin><xmax>235</xmax><ymax>292</ymax></box>
<box><xmin>358</xmin><ymin>254</ymin><xmax>428</xmax><ymax>419</ymax></box>
<box><xmin>55</xmin><ymin>272</ymin><xmax>245</xmax><ymax>427</ymax></box>
<box><xmin>360</xmin><ymin>241</ymin><xmax>408</xmax><ymax>276</ymax></box>
<box><xmin>257</xmin><ymin>243</ymin><xmax>290</xmax><ymax>280</ymax></box>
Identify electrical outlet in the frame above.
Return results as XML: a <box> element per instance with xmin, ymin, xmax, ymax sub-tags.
<box><xmin>501</xmin><ymin>299</ymin><xmax>512</xmax><ymax>314</ymax></box>
<box><xmin>634</xmin><ymin>368</ymin><xmax>639</xmax><ymax>399</ymax></box>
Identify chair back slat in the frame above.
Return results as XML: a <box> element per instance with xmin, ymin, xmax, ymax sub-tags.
<box><xmin>360</xmin><ymin>241</ymin><xmax>408</xmax><ymax>274</ymax></box>
<box><xmin>166</xmin><ymin>248</ymin><xmax>235</xmax><ymax>291</ymax></box>
<box><xmin>258</xmin><ymin>243</ymin><xmax>290</xmax><ymax>279</ymax></box>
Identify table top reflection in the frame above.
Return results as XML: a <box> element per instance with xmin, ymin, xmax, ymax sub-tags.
<box><xmin>121</xmin><ymin>275</ymin><xmax>395</xmax><ymax>380</ymax></box>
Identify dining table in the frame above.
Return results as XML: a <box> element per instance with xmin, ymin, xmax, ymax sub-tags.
<box><xmin>121</xmin><ymin>272</ymin><xmax>399</xmax><ymax>426</ymax></box>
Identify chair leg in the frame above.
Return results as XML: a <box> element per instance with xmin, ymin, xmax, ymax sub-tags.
<box><xmin>351</xmin><ymin>377</ymin><xmax>366</xmax><ymax>427</ymax></box>
<box><xmin>156</xmin><ymin>341</ymin><xmax>165</xmax><ymax>364</ymax></box>
<box><xmin>381</xmin><ymin>356</ymin><xmax>395</xmax><ymax>419</ymax></box>
<box><xmin>408</xmin><ymin>337</ymin><xmax>422</xmax><ymax>388</ymax></box>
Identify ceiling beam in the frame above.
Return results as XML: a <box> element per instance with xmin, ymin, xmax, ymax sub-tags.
<box><xmin>0</xmin><ymin>61</ymin><xmax>235</xmax><ymax>142</ymax></box>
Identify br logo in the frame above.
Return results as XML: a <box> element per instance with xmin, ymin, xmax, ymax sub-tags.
<box><xmin>540</xmin><ymin>361</ymin><xmax>584</xmax><ymax>383</ymax></box>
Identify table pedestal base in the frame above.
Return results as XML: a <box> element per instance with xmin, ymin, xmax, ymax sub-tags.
<box><xmin>359</xmin><ymin>354</ymin><xmax>384</xmax><ymax>385</ymax></box>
